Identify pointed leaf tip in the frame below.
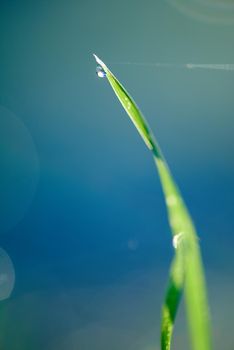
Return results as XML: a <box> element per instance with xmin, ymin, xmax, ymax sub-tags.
<box><xmin>93</xmin><ymin>54</ymin><xmax>105</xmax><ymax>68</ymax></box>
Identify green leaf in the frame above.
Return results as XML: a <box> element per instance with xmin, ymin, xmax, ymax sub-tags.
<box><xmin>161</xmin><ymin>252</ymin><xmax>184</xmax><ymax>350</ymax></box>
<box><xmin>93</xmin><ymin>54</ymin><xmax>212</xmax><ymax>350</ymax></box>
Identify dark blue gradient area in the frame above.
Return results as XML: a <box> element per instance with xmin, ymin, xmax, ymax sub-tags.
<box><xmin>0</xmin><ymin>1</ymin><xmax>234</xmax><ymax>349</ymax></box>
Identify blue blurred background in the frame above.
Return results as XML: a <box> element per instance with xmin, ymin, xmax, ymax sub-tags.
<box><xmin>0</xmin><ymin>0</ymin><xmax>234</xmax><ymax>349</ymax></box>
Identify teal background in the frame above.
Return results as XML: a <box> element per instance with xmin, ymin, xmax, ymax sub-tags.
<box><xmin>0</xmin><ymin>0</ymin><xmax>234</xmax><ymax>349</ymax></box>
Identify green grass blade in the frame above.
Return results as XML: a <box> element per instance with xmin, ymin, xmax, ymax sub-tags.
<box><xmin>94</xmin><ymin>54</ymin><xmax>160</xmax><ymax>156</ymax></box>
<box><xmin>161</xmin><ymin>253</ymin><xmax>184</xmax><ymax>350</ymax></box>
<box><xmin>93</xmin><ymin>54</ymin><xmax>212</xmax><ymax>350</ymax></box>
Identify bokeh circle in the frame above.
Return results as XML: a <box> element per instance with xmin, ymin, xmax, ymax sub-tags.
<box><xmin>0</xmin><ymin>247</ymin><xmax>15</xmax><ymax>301</ymax></box>
<box><xmin>167</xmin><ymin>0</ymin><xmax>234</xmax><ymax>24</ymax></box>
<box><xmin>0</xmin><ymin>106</ymin><xmax>40</xmax><ymax>234</ymax></box>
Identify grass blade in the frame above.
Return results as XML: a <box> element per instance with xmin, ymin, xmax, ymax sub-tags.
<box><xmin>161</xmin><ymin>254</ymin><xmax>184</xmax><ymax>350</ymax></box>
<box><xmin>93</xmin><ymin>54</ymin><xmax>212</xmax><ymax>350</ymax></box>
<box><xmin>161</xmin><ymin>252</ymin><xmax>184</xmax><ymax>350</ymax></box>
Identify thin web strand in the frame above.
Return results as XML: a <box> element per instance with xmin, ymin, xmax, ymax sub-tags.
<box><xmin>108</xmin><ymin>62</ymin><xmax>234</xmax><ymax>71</ymax></box>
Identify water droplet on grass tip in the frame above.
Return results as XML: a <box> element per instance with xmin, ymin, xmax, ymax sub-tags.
<box><xmin>96</xmin><ymin>65</ymin><xmax>106</xmax><ymax>78</ymax></box>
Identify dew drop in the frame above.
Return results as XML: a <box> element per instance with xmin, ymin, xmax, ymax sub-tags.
<box><xmin>172</xmin><ymin>232</ymin><xmax>184</xmax><ymax>249</ymax></box>
<box><xmin>166</xmin><ymin>194</ymin><xmax>178</xmax><ymax>206</ymax></box>
<box><xmin>96</xmin><ymin>65</ymin><xmax>106</xmax><ymax>78</ymax></box>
